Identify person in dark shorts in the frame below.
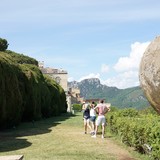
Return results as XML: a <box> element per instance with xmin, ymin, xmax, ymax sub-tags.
<box><xmin>82</xmin><ymin>102</ymin><xmax>92</xmax><ymax>134</ymax></box>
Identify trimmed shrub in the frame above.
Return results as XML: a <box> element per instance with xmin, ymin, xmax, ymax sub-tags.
<box><xmin>0</xmin><ymin>60</ymin><xmax>23</xmax><ymax>128</ymax></box>
<box><xmin>108</xmin><ymin>109</ymin><xmax>160</xmax><ymax>160</ymax></box>
<box><xmin>0</xmin><ymin>51</ymin><xmax>67</xmax><ymax>129</ymax></box>
<box><xmin>72</xmin><ymin>104</ymin><xmax>82</xmax><ymax>111</ymax></box>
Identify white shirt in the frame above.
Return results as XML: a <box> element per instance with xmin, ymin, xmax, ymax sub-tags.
<box><xmin>90</xmin><ymin>108</ymin><xmax>96</xmax><ymax>117</ymax></box>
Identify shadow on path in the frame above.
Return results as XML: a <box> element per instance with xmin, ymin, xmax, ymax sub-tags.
<box><xmin>0</xmin><ymin>113</ymin><xmax>76</xmax><ymax>152</ymax></box>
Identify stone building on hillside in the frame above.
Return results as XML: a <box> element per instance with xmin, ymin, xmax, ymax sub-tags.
<box><xmin>68</xmin><ymin>87</ymin><xmax>83</xmax><ymax>104</ymax></box>
<box><xmin>38</xmin><ymin>61</ymin><xmax>68</xmax><ymax>92</ymax></box>
<box><xmin>38</xmin><ymin>61</ymin><xmax>83</xmax><ymax>113</ymax></box>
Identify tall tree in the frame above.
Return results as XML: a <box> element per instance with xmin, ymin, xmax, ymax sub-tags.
<box><xmin>0</xmin><ymin>38</ymin><xmax>9</xmax><ymax>51</ymax></box>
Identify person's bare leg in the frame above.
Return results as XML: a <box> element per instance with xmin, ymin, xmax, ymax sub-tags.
<box><xmin>102</xmin><ymin>125</ymin><xmax>105</xmax><ymax>138</ymax></box>
<box><xmin>90</xmin><ymin>122</ymin><xmax>94</xmax><ymax>133</ymax></box>
<box><xmin>90</xmin><ymin>122</ymin><xmax>93</xmax><ymax>130</ymax></box>
<box><xmin>92</xmin><ymin>125</ymin><xmax>98</xmax><ymax>138</ymax></box>
<box><xmin>95</xmin><ymin>125</ymin><xmax>98</xmax><ymax>135</ymax></box>
<box><xmin>84</xmin><ymin>120</ymin><xmax>87</xmax><ymax>134</ymax></box>
<box><xmin>87</xmin><ymin>120</ymin><xmax>92</xmax><ymax>132</ymax></box>
<box><xmin>93</xmin><ymin>122</ymin><xmax>96</xmax><ymax>131</ymax></box>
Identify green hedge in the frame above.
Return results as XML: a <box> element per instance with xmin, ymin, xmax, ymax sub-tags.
<box><xmin>0</xmin><ymin>51</ymin><xmax>67</xmax><ymax>129</ymax></box>
<box><xmin>108</xmin><ymin>108</ymin><xmax>160</xmax><ymax>159</ymax></box>
<box><xmin>0</xmin><ymin>60</ymin><xmax>23</xmax><ymax>128</ymax></box>
<box><xmin>72</xmin><ymin>104</ymin><xmax>82</xmax><ymax>111</ymax></box>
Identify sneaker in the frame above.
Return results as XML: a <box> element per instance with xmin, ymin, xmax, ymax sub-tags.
<box><xmin>101</xmin><ymin>135</ymin><xmax>104</xmax><ymax>139</ymax></box>
<box><xmin>90</xmin><ymin>131</ymin><xmax>95</xmax><ymax>135</ymax></box>
<box><xmin>92</xmin><ymin>132</ymin><xmax>95</xmax><ymax>135</ymax></box>
<box><xmin>91</xmin><ymin>135</ymin><xmax>96</xmax><ymax>138</ymax></box>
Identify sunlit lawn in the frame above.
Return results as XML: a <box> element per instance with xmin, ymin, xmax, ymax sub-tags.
<box><xmin>0</xmin><ymin>112</ymin><xmax>150</xmax><ymax>160</ymax></box>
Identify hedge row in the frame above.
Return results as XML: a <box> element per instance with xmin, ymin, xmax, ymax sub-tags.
<box><xmin>0</xmin><ymin>51</ymin><xmax>67</xmax><ymax>129</ymax></box>
<box><xmin>72</xmin><ymin>104</ymin><xmax>82</xmax><ymax>111</ymax></box>
<box><xmin>108</xmin><ymin>108</ymin><xmax>160</xmax><ymax>160</ymax></box>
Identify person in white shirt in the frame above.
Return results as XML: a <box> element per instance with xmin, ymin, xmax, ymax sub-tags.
<box><xmin>89</xmin><ymin>101</ymin><xmax>96</xmax><ymax>135</ymax></box>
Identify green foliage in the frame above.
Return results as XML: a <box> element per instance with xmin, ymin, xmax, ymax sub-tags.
<box><xmin>0</xmin><ymin>60</ymin><xmax>23</xmax><ymax>128</ymax></box>
<box><xmin>0</xmin><ymin>38</ymin><xmax>8</xmax><ymax>51</ymax></box>
<box><xmin>17</xmin><ymin>64</ymin><xmax>45</xmax><ymax>121</ymax></box>
<box><xmin>5</xmin><ymin>50</ymin><xmax>38</xmax><ymax>65</ymax></box>
<box><xmin>118</xmin><ymin>108</ymin><xmax>139</xmax><ymax>117</ymax></box>
<box><xmin>108</xmin><ymin>108</ymin><xmax>160</xmax><ymax>159</ymax></box>
<box><xmin>72</xmin><ymin>104</ymin><xmax>82</xmax><ymax>111</ymax></box>
<box><xmin>109</xmin><ymin>106</ymin><xmax>119</xmax><ymax>112</ymax></box>
<box><xmin>139</xmin><ymin>106</ymin><xmax>158</xmax><ymax>115</ymax></box>
<box><xmin>0</xmin><ymin>51</ymin><xmax>67</xmax><ymax>129</ymax></box>
<box><xmin>44</xmin><ymin>75</ymin><xmax>67</xmax><ymax>116</ymax></box>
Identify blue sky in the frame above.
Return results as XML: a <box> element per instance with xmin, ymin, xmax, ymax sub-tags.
<box><xmin>1</xmin><ymin>0</ymin><xmax>160</xmax><ymax>89</ymax></box>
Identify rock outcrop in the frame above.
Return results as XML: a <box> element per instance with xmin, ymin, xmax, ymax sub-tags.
<box><xmin>139</xmin><ymin>36</ymin><xmax>160</xmax><ymax>114</ymax></box>
<box><xmin>68</xmin><ymin>78</ymin><xmax>149</xmax><ymax>109</ymax></box>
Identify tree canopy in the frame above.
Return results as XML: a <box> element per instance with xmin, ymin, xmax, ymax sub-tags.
<box><xmin>0</xmin><ymin>38</ymin><xmax>9</xmax><ymax>51</ymax></box>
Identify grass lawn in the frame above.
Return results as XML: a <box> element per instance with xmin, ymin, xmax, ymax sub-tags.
<box><xmin>0</xmin><ymin>112</ymin><xmax>150</xmax><ymax>160</ymax></box>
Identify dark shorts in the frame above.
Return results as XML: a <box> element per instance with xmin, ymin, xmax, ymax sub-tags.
<box><xmin>83</xmin><ymin>115</ymin><xmax>90</xmax><ymax>119</ymax></box>
<box><xmin>90</xmin><ymin>116</ymin><xmax>96</xmax><ymax>122</ymax></box>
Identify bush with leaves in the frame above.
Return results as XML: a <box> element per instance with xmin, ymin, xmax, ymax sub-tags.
<box><xmin>72</xmin><ymin>104</ymin><xmax>82</xmax><ymax>111</ymax></box>
<box><xmin>108</xmin><ymin>108</ymin><xmax>160</xmax><ymax>160</ymax></box>
<box><xmin>0</xmin><ymin>38</ymin><xmax>8</xmax><ymax>51</ymax></box>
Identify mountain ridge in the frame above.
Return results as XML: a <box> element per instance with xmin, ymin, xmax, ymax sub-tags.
<box><xmin>68</xmin><ymin>78</ymin><xmax>149</xmax><ymax>109</ymax></box>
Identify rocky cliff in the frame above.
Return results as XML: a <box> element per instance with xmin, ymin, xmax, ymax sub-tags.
<box><xmin>68</xmin><ymin>78</ymin><xmax>149</xmax><ymax>109</ymax></box>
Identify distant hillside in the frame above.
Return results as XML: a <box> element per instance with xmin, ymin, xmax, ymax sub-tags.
<box><xmin>68</xmin><ymin>78</ymin><xmax>150</xmax><ymax>109</ymax></box>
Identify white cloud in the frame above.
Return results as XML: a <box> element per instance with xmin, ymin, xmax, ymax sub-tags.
<box><xmin>78</xmin><ymin>73</ymin><xmax>100</xmax><ymax>82</ymax></box>
<box><xmin>68</xmin><ymin>77</ymin><xmax>74</xmax><ymax>82</ymax></box>
<box><xmin>71</xmin><ymin>41</ymin><xmax>151</xmax><ymax>89</ymax></box>
<box><xmin>102</xmin><ymin>41</ymin><xmax>151</xmax><ymax>89</ymax></box>
<box><xmin>102</xmin><ymin>70</ymin><xmax>139</xmax><ymax>89</ymax></box>
<box><xmin>114</xmin><ymin>41</ymin><xmax>150</xmax><ymax>72</ymax></box>
<box><xmin>101</xmin><ymin>64</ymin><xmax>109</xmax><ymax>73</ymax></box>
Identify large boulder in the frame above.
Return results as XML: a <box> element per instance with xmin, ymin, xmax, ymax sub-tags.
<box><xmin>139</xmin><ymin>36</ymin><xmax>160</xmax><ymax>114</ymax></box>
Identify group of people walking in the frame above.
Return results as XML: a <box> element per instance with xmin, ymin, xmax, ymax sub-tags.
<box><xmin>82</xmin><ymin>99</ymin><xmax>111</xmax><ymax>138</ymax></box>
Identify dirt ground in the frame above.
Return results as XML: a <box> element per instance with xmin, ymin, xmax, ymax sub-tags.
<box><xmin>52</xmin><ymin>114</ymin><xmax>139</xmax><ymax>160</ymax></box>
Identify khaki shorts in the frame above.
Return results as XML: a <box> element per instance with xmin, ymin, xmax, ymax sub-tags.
<box><xmin>96</xmin><ymin>115</ymin><xmax>106</xmax><ymax>126</ymax></box>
